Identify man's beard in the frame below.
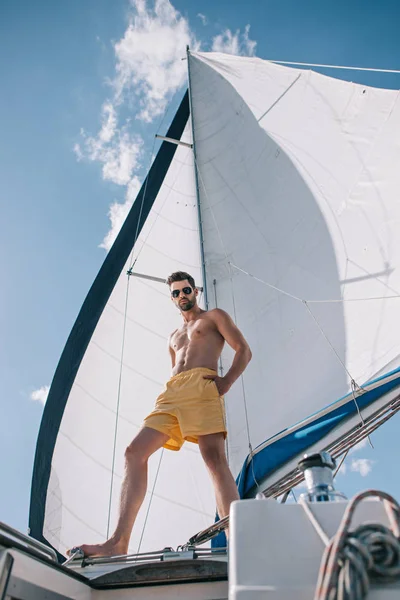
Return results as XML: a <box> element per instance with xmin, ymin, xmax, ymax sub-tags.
<box><xmin>179</xmin><ymin>299</ymin><xmax>195</xmax><ymax>311</ymax></box>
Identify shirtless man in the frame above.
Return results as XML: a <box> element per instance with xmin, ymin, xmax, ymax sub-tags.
<box><xmin>71</xmin><ymin>270</ymin><xmax>252</xmax><ymax>557</ymax></box>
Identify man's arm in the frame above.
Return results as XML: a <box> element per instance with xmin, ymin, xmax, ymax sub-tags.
<box><xmin>207</xmin><ymin>309</ymin><xmax>252</xmax><ymax>394</ymax></box>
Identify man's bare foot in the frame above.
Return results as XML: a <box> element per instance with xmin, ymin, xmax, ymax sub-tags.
<box><xmin>67</xmin><ymin>538</ymin><xmax>128</xmax><ymax>558</ymax></box>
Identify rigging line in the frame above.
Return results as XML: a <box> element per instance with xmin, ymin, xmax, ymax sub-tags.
<box><xmin>280</xmin><ymin>489</ymin><xmax>291</xmax><ymax>504</ymax></box>
<box><xmin>128</xmin><ymin>150</ymin><xmax>192</xmax><ymax>271</ymax></box>
<box><xmin>230</xmin><ymin>272</ymin><xmax>258</xmax><ymax>487</ymax></box>
<box><xmin>350</xmin><ymin>379</ymin><xmax>374</xmax><ymax>448</ymax></box>
<box><xmin>136</xmin><ymin>449</ymin><xmax>165</xmax><ymax>555</ymax></box>
<box><xmin>248</xmin><ymin>443</ymin><xmax>261</xmax><ymax>492</ymax></box>
<box><xmin>230</xmin><ymin>262</ymin><xmax>400</xmax><ymax>303</ymax></box>
<box><xmin>129</xmin><ymin>146</ymin><xmax>156</xmax><ymax>270</ymax></box>
<box><xmin>350</xmin><ymin>379</ymin><xmax>367</xmax><ymax>427</ymax></box>
<box><xmin>213</xmin><ymin>278</ymin><xmax>230</xmax><ymax>465</ymax></box>
<box><xmin>128</xmin><ymin>96</ymin><xmax>175</xmax><ymax>270</ymax></box>
<box><xmin>299</xmin><ymin>497</ymin><xmax>330</xmax><ymax>547</ymax></box>
<box><xmin>258</xmin><ymin>73</ymin><xmax>302</xmax><ymax>123</ymax></box>
<box><xmin>106</xmin><ymin>274</ymin><xmax>132</xmax><ymax>539</ymax></box>
<box><xmin>303</xmin><ymin>300</ymin><xmax>358</xmax><ymax>385</ymax></box>
<box><xmin>303</xmin><ymin>301</ymin><xmax>368</xmax><ymax>428</ymax></box>
<box><xmin>268</xmin><ymin>59</ymin><xmax>400</xmax><ymax>74</ymax></box>
<box><xmin>193</xmin><ymin>155</ymin><xmax>255</xmax><ymax>456</ymax></box>
<box><xmin>333</xmin><ymin>449</ymin><xmax>349</xmax><ymax>479</ymax></box>
<box><xmin>230</xmin><ymin>262</ymin><xmax>303</xmax><ymax>302</ymax></box>
<box><xmin>347</xmin><ymin>257</ymin><xmax>400</xmax><ymax>296</ymax></box>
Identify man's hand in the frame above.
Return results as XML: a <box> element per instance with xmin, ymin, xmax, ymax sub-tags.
<box><xmin>203</xmin><ymin>374</ymin><xmax>231</xmax><ymax>396</ymax></box>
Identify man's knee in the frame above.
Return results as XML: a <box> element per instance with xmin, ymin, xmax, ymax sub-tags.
<box><xmin>125</xmin><ymin>439</ymin><xmax>147</xmax><ymax>464</ymax></box>
<box><xmin>200</xmin><ymin>444</ymin><xmax>227</xmax><ymax>471</ymax></box>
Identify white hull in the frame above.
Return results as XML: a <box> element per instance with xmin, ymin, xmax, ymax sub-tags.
<box><xmin>3</xmin><ymin>492</ymin><xmax>400</xmax><ymax>599</ymax></box>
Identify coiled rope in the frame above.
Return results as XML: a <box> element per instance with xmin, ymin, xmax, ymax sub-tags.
<box><xmin>301</xmin><ymin>490</ymin><xmax>400</xmax><ymax>599</ymax></box>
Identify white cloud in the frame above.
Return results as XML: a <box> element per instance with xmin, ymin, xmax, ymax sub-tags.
<box><xmin>350</xmin><ymin>458</ymin><xmax>375</xmax><ymax>477</ymax></box>
<box><xmin>74</xmin><ymin>0</ymin><xmax>259</xmax><ymax>249</ymax></box>
<box><xmin>74</xmin><ymin>0</ymin><xmax>198</xmax><ymax>249</ymax></box>
<box><xmin>98</xmin><ymin>102</ymin><xmax>117</xmax><ymax>143</ymax></box>
<box><xmin>73</xmin><ymin>142</ymin><xmax>84</xmax><ymax>161</ymax></box>
<box><xmin>74</xmin><ymin>102</ymin><xmax>143</xmax><ymax>251</ymax></box>
<box><xmin>31</xmin><ymin>385</ymin><xmax>50</xmax><ymax>406</ymax></box>
<box><xmin>113</xmin><ymin>0</ymin><xmax>198</xmax><ymax>122</ymax></box>
<box><xmin>100</xmin><ymin>176</ymin><xmax>142</xmax><ymax>251</ymax></box>
<box><xmin>197</xmin><ymin>13</ymin><xmax>207</xmax><ymax>26</ymax></box>
<box><xmin>212</xmin><ymin>24</ymin><xmax>256</xmax><ymax>57</ymax></box>
<box><xmin>75</xmin><ymin>102</ymin><xmax>143</xmax><ymax>187</ymax></box>
<box><xmin>101</xmin><ymin>132</ymin><xmax>142</xmax><ymax>185</ymax></box>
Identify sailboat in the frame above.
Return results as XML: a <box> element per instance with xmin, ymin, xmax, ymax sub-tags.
<box><xmin>2</xmin><ymin>49</ymin><xmax>400</xmax><ymax>598</ymax></box>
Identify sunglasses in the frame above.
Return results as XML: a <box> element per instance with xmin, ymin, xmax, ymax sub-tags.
<box><xmin>171</xmin><ymin>286</ymin><xmax>193</xmax><ymax>298</ymax></box>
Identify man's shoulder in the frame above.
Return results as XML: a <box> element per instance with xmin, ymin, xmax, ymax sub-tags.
<box><xmin>205</xmin><ymin>308</ymin><xmax>230</xmax><ymax>321</ymax></box>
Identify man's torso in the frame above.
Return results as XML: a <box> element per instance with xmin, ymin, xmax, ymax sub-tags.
<box><xmin>170</xmin><ymin>310</ymin><xmax>224</xmax><ymax>376</ymax></box>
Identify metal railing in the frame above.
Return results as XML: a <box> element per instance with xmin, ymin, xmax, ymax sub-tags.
<box><xmin>0</xmin><ymin>522</ymin><xmax>57</xmax><ymax>563</ymax></box>
<box><xmin>70</xmin><ymin>546</ymin><xmax>227</xmax><ymax>567</ymax></box>
<box><xmin>0</xmin><ymin>550</ymin><xmax>14</xmax><ymax>600</ymax></box>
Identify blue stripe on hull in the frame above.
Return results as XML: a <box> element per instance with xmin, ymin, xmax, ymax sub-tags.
<box><xmin>212</xmin><ymin>369</ymin><xmax>400</xmax><ymax>547</ymax></box>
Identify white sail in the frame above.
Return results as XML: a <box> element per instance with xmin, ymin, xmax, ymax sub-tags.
<box><xmin>31</xmin><ymin>52</ymin><xmax>400</xmax><ymax>557</ymax></box>
<box><xmin>189</xmin><ymin>52</ymin><xmax>400</xmax><ymax>476</ymax></box>
<box><xmin>32</xmin><ymin>104</ymin><xmax>217</xmax><ymax>556</ymax></box>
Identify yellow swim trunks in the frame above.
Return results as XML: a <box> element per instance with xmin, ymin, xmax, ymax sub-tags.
<box><xmin>143</xmin><ymin>367</ymin><xmax>227</xmax><ymax>451</ymax></box>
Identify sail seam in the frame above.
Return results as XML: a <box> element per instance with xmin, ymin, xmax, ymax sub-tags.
<box><xmin>90</xmin><ymin>339</ymin><xmax>164</xmax><ymax>385</ymax></box>
<box><xmin>74</xmin><ymin>382</ymin><xmax>142</xmax><ymax>426</ymax></box>
<box><xmin>108</xmin><ymin>302</ymin><xmax>169</xmax><ymax>339</ymax></box>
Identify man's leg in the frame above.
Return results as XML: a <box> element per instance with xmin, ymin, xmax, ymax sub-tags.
<box><xmin>198</xmin><ymin>433</ymin><xmax>239</xmax><ymax>537</ymax></box>
<box><xmin>72</xmin><ymin>427</ymin><xmax>168</xmax><ymax>557</ymax></box>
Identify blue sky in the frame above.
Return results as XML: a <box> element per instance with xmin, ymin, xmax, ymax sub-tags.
<box><xmin>1</xmin><ymin>0</ymin><xmax>400</xmax><ymax>532</ymax></box>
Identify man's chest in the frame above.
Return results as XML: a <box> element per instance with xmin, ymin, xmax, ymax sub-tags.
<box><xmin>172</xmin><ymin>319</ymin><xmax>213</xmax><ymax>348</ymax></box>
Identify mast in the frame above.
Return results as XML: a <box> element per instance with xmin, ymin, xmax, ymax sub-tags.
<box><xmin>186</xmin><ymin>46</ymin><xmax>209</xmax><ymax>309</ymax></box>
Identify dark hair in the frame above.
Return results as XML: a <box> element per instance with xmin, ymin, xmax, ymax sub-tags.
<box><xmin>166</xmin><ymin>271</ymin><xmax>196</xmax><ymax>289</ymax></box>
